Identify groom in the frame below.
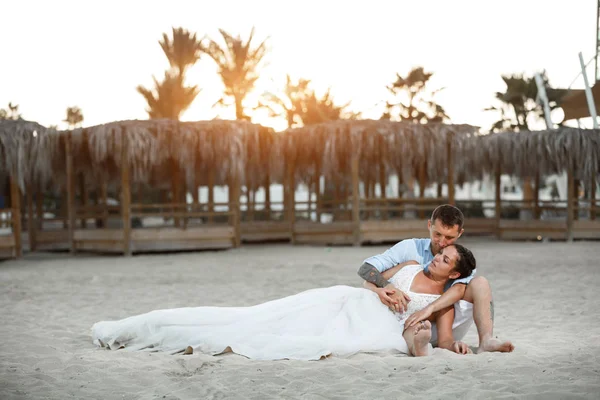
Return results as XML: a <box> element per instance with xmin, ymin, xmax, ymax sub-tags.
<box><xmin>358</xmin><ymin>204</ymin><xmax>513</xmax><ymax>353</ymax></box>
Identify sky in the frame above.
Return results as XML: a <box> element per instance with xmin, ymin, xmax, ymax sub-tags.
<box><xmin>0</xmin><ymin>0</ymin><xmax>597</xmax><ymax>132</ymax></box>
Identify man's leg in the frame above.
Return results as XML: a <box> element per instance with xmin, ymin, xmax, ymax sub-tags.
<box><xmin>463</xmin><ymin>276</ymin><xmax>514</xmax><ymax>353</ymax></box>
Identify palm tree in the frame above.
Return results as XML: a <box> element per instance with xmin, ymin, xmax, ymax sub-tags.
<box><xmin>137</xmin><ymin>71</ymin><xmax>199</xmax><ymax>119</ymax></box>
<box><xmin>202</xmin><ymin>27</ymin><xmax>268</xmax><ymax>120</ymax></box>
<box><xmin>137</xmin><ymin>27</ymin><xmax>203</xmax><ymax>120</ymax></box>
<box><xmin>159</xmin><ymin>27</ymin><xmax>203</xmax><ymax>78</ymax></box>
<box><xmin>383</xmin><ymin>67</ymin><xmax>448</xmax><ymax>123</ymax></box>
<box><xmin>300</xmin><ymin>88</ymin><xmax>359</xmax><ymax>125</ymax></box>
<box><xmin>64</xmin><ymin>106</ymin><xmax>84</xmax><ymax>129</ymax></box>
<box><xmin>0</xmin><ymin>102</ymin><xmax>22</xmax><ymax>120</ymax></box>
<box><xmin>486</xmin><ymin>72</ymin><xmax>566</xmax><ymax>132</ymax></box>
<box><xmin>259</xmin><ymin>75</ymin><xmax>312</xmax><ymax>128</ymax></box>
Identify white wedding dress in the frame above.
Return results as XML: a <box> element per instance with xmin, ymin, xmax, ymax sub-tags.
<box><xmin>91</xmin><ymin>265</ymin><xmax>440</xmax><ymax>360</ymax></box>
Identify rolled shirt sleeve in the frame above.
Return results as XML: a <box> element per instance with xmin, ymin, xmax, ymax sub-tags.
<box><xmin>363</xmin><ymin>239</ymin><xmax>422</xmax><ymax>273</ymax></box>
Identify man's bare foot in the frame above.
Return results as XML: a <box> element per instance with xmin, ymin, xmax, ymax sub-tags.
<box><xmin>412</xmin><ymin>320</ymin><xmax>432</xmax><ymax>357</ymax></box>
<box><xmin>477</xmin><ymin>338</ymin><xmax>514</xmax><ymax>354</ymax></box>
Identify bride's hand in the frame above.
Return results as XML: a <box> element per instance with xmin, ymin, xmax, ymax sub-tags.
<box><xmin>405</xmin><ymin>305</ymin><xmax>433</xmax><ymax>328</ymax></box>
<box><xmin>388</xmin><ymin>287</ymin><xmax>411</xmax><ymax>313</ymax></box>
<box><xmin>374</xmin><ymin>284</ymin><xmax>398</xmax><ymax>310</ymax></box>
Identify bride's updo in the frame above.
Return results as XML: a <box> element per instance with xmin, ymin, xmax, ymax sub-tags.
<box><xmin>452</xmin><ymin>244</ymin><xmax>476</xmax><ymax>279</ymax></box>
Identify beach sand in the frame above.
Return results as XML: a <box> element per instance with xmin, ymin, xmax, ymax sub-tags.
<box><xmin>1</xmin><ymin>239</ymin><xmax>599</xmax><ymax>399</ymax></box>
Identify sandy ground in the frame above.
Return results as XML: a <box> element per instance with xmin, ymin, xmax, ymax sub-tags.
<box><xmin>1</xmin><ymin>239</ymin><xmax>600</xmax><ymax>399</ymax></box>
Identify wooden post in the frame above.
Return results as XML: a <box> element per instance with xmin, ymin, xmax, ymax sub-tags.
<box><xmin>447</xmin><ymin>134</ymin><xmax>455</xmax><ymax>205</ymax></box>
<box><xmin>288</xmin><ymin>162</ymin><xmax>296</xmax><ymax>244</ymax></box>
<box><xmin>533</xmin><ymin>172</ymin><xmax>540</xmax><ymax>220</ymax></box>
<box><xmin>591</xmin><ymin>173</ymin><xmax>597</xmax><ymax>221</ymax></box>
<box><xmin>26</xmin><ymin>183</ymin><xmax>36</xmax><ymax>252</ymax></box>
<box><xmin>171</xmin><ymin>160</ymin><xmax>180</xmax><ymax>228</ymax></box>
<box><xmin>79</xmin><ymin>174</ymin><xmax>88</xmax><ymax>228</ymax></box>
<box><xmin>65</xmin><ymin>134</ymin><xmax>75</xmax><ymax>253</ymax></box>
<box><xmin>315</xmin><ymin>165</ymin><xmax>322</xmax><ymax>223</ymax></box>
<box><xmin>100</xmin><ymin>179</ymin><xmax>108</xmax><ymax>228</ymax></box>
<box><xmin>418</xmin><ymin>163</ymin><xmax>426</xmax><ymax>219</ymax></box>
<box><xmin>573</xmin><ymin>179</ymin><xmax>580</xmax><ymax>221</ymax></box>
<box><xmin>248</xmin><ymin>187</ymin><xmax>254</xmax><ymax>222</ymax></box>
<box><xmin>494</xmin><ymin>161</ymin><xmax>502</xmax><ymax>239</ymax></box>
<box><xmin>121</xmin><ymin>132</ymin><xmax>132</xmax><ymax>256</ymax></box>
<box><xmin>228</xmin><ymin>173</ymin><xmax>241</xmax><ymax>247</ymax></box>
<box><xmin>264</xmin><ymin>171</ymin><xmax>271</xmax><ymax>219</ymax></box>
<box><xmin>351</xmin><ymin>154</ymin><xmax>361</xmax><ymax>246</ymax></box>
<box><xmin>36</xmin><ymin>184</ymin><xmax>43</xmax><ymax>230</ymax></box>
<box><xmin>379</xmin><ymin>160</ymin><xmax>387</xmax><ymax>220</ymax></box>
<box><xmin>567</xmin><ymin>167</ymin><xmax>574</xmax><ymax>242</ymax></box>
<box><xmin>208</xmin><ymin>169</ymin><xmax>215</xmax><ymax>224</ymax></box>
<box><xmin>9</xmin><ymin>176</ymin><xmax>22</xmax><ymax>257</ymax></box>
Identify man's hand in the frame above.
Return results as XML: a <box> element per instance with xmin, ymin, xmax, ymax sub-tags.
<box><xmin>405</xmin><ymin>305</ymin><xmax>434</xmax><ymax>327</ymax></box>
<box><xmin>373</xmin><ymin>285</ymin><xmax>398</xmax><ymax>309</ymax></box>
<box><xmin>451</xmin><ymin>341</ymin><xmax>470</xmax><ymax>355</ymax></box>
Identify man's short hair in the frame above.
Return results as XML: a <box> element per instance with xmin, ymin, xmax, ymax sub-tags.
<box><xmin>430</xmin><ymin>204</ymin><xmax>464</xmax><ymax>230</ymax></box>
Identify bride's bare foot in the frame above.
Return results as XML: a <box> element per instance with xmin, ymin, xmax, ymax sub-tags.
<box><xmin>477</xmin><ymin>338</ymin><xmax>514</xmax><ymax>354</ymax></box>
<box><xmin>412</xmin><ymin>320</ymin><xmax>432</xmax><ymax>357</ymax></box>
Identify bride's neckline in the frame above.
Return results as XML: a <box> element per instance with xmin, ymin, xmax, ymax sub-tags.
<box><xmin>407</xmin><ymin>269</ymin><xmax>444</xmax><ymax>297</ymax></box>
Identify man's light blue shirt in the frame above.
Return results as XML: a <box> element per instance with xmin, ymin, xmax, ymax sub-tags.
<box><xmin>363</xmin><ymin>238</ymin><xmax>475</xmax><ymax>290</ymax></box>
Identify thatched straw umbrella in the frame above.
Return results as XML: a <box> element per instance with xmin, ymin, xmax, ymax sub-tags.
<box><xmin>0</xmin><ymin>120</ymin><xmax>59</xmax><ymax>256</ymax></box>
<box><xmin>282</xmin><ymin>120</ymin><xmax>479</xmax><ymax>218</ymax></box>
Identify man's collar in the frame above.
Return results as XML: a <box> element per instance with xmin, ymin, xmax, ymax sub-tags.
<box><xmin>424</xmin><ymin>238</ymin><xmax>432</xmax><ymax>255</ymax></box>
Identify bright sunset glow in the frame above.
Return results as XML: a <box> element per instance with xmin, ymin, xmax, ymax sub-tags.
<box><xmin>1</xmin><ymin>0</ymin><xmax>596</xmax><ymax>131</ymax></box>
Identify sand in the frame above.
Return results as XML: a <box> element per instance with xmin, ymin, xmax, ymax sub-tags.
<box><xmin>1</xmin><ymin>238</ymin><xmax>599</xmax><ymax>399</ymax></box>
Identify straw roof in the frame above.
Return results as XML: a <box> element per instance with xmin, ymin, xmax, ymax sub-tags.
<box><xmin>0</xmin><ymin>119</ymin><xmax>58</xmax><ymax>191</ymax></box>
<box><xmin>283</xmin><ymin>120</ymin><xmax>479</xmax><ymax>187</ymax></box>
<box><xmin>1</xmin><ymin>119</ymin><xmax>277</xmax><ymax>192</ymax></box>
<box><xmin>63</xmin><ymin>119</ymin><xmax>275</xmax><ymax>191</ymax></box>
<box><xmin>2</xmin><ymin>118</ymin><xmax>598</xmax><ymax>196</ymax></box>
<box><xmin>464</xmin><ymin>127</ymin><xmax>600</xmax><ymax>182</ymax></box>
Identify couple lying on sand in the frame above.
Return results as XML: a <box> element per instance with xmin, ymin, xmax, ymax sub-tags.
<box><xmin>92</xmin><ymin>205</ymin><xmax>514</xmax><ymax>360</ymax></box>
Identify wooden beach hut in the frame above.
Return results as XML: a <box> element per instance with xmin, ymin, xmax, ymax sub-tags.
<box><xmin>28</xmin><ymin>119</ymin><xmax>275</xmax><ymax>255</ymax></box>
<box><xmin>279</xmin><ymin>120</ymin><xmax>481</xmax><ymax>245</ymax></box>
<box><xmin>466</xmin><ymin>127</ymin><xmax>600</xmax><ymax>241</ymax></box>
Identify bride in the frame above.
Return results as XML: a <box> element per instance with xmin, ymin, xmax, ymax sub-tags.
<box><xmin>91</xmin><ymin>244</ymin><xmax>476</xmax><ymax>360</ymax></box>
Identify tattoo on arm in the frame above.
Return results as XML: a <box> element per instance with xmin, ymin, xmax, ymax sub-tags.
<box><xmin>490</xmin><ymin>301</ymin><xmax>494</xmax><ymax>322</ymax></box>
<box><xmin>358</xmin><ymin>263</ymin><xmax>389</xmax><ymax>288</ymax></box>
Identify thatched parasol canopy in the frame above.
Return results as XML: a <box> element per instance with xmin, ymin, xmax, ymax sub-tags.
<box><xmin>461</xmin><ymin>127</ymin><xmax>600</xmax><ymax>182</ymax></box>
<box><xmin>0</xmin><ymin>119</ymin><xmax>58</xmax><ymax>191</ymax></box>
<box><xmin>282</xmin><ymin>120</ymin><xmax>479</xmax><ymax>188</ymax></box>
<box><xmin>46</xmin><ymin>119</ymin><xmax>275</xmax><ymax>192</ymax></box>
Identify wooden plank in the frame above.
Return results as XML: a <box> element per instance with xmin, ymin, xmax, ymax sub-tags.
<box><xmin>132</xmin><ymin>240</ymin><xmax>233</xmax><ymax>252</ymax></box>
<box><xmin>294</xmin><ymin>233</ymin><xmax>354</xmax><ymax>245</ymax></box>
<box><xmin>498</xmin><ymin>220</ymin><xmax>567</xmax><ymax>240</ymax></box>
<box><xmin>74</xmin><ymin>229</ymin><xmax>124</xmax><ymax>241</ymax></box>
<box><xmin>464</xmin><ymin>218</ymin><xmax>497</xmax><ymax>235</ymax></box>
<box><xmin>75</xmin><ymin>241</ymin><xmax>126</xmax><ymax>253</ymax></box>
<box><xmin>294</xmin><ymin>221</ymin><xmax>355</xmax><ymax>234</ymax></box>
<box><xmin>36</xmin><ymin>230</ymin><xmax>70</xmax><ymax>243</ymax></box>
<box><xmin>572</xmin><ymin>220</ymin><xmax>600</xmax><ymax>239</ymax></box>
<box><xmin>131</xmin><ymin>227</ymin><xmax>234</xmax><ymax>241</ymax></box>
<box><xmin>0</xmin><ymin>236</ymin><xmax>16</xmax><ymax>248</ymax></box>
<box><xmin>241</xmin><ymin>221</ymin><xmax>291</xmax><ymax>242</ymax></box>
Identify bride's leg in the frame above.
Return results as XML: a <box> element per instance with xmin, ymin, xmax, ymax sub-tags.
<box><xmin>403</xmin><ymin>320</ymin><xmax>432</xmax><ymax>357</ymax></box>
